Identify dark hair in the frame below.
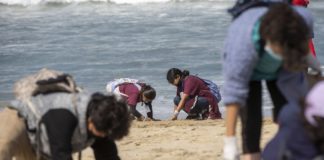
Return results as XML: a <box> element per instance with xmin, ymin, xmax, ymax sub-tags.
<box><xmin>86</xmin><ymin>92</ymin><xmax>131</xmax><ymax>140</ymax></box>
<box><xmin>166</xmin><ymin>68</ymin><xmax>190</xmax><ymax>84</ymax></box>
<box><xmin>260</xmin><ymin>3</ymin><xmax>310</xmax><ymax>71</ymax></box>
<box><xmin>140</xmin><ymin>84</ymin><xmax>156</xmax><ymax>100</ymax></box>
<box><xmin>301</xmin><ymin>99</ymin><xmax>324</xmax><ymax>154</ymax></box>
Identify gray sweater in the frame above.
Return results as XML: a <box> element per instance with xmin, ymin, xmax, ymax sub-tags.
<box><xmin>11</xmin><ymin>92</ymin><xmax>94</xmax><ymax>158</ymax></box>
<box><xmin>222</xmin><ymin>6</ymin><xmax>314</xmax><ymax>107</ymax></box>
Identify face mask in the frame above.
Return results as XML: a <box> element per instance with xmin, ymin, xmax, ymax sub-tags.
<box><xmin>265</xmin><ymin>45</ymin><xmax>283</xmax><ymax>61</ymax></box>
<box><xmin>143</xmin><ymin>99</ymin><xmax>152</xmax><ymax>104</ymax></box>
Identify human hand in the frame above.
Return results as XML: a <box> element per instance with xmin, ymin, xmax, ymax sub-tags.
<box><xmin>169</xmin><ymin>110</ymin><xmax>179</xmax><ymax>120</ymax></box>
<box><xmin>223</xmin><ymin>136</ymin><xmax>240</xmax><ymax>160</ymax></box>
<box><xmin>143</xmin><ymin>117</ymin><xmax>153</xmax><ymax>121</ymax></box>
<box><xmin>136</xmin><ymin>116</ymin><xmax>145</xmax><ymax>121</ymax></box>
<box><xmin>170</xmin><ymin>115</ymin><xmax>178</xmax><ymax>120</ymax></box>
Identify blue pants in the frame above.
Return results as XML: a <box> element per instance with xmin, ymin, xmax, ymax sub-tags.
<box><xmin>174</xmin><ymin>96</ymin><xmax>209</xmax><ymax>119</ymax></box>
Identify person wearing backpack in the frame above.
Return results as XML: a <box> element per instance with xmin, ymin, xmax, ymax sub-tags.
<box><xmin>0</xmin><ymin>69</ymin><xmax>131</xmax><ymax>160</ymax></box>
<box><xmin>106</xmin><ymin>78</ymin><xmax>157</xmax><ymax>121</ymax></box>
<box><xmin>222</xmin><ymin>1</ymin><xmax>316</xmax><ymax>160</ymax></box>
<box><xmin>262</xmin><ymin>81</ymin><xmax>324</xmax><ymax>160</ymax></box>
<box><xmin>166</xmin><ymin>68</ymin><xmax>222</xmax><ymax>120</ymax></box>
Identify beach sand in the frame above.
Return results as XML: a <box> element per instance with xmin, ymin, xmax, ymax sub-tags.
<box><xmin>79</xmin><ymin>119</ymin><xmax>277</xmax><ymax>160</ymax></box>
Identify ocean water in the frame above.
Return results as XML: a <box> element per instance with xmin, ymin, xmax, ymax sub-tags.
<box><xmin>0</xmin><ymin>0</ymin><xmax>323</xmax><ymax>119</ymax></box>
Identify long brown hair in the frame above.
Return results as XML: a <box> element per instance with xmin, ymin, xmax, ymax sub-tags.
<box><xmin>260</xmin><ymin>3</ymin><xmax>310</xmax><ymax>71</ymax></box>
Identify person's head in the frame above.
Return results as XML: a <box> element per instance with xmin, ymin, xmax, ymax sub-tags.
<box><xmin>166</xmin><ymin>68</ymin><xmax>190</xmax><ymax>86</ymax></box>
<box><xmin>86</xmin><ymin>92</ymin><xmax>131</xmax><ymax>140</ymax></box>
<box><xmin>140</xmin><ymin>84</ymin><xmax>156</xmax><ymax>103</ymax></box>
<box><xmin>302</xmin><ymin>81</ymin><xmax>324</xmax><ymax>153</ymax></box>
<box><xmin>260</xmin><ymin>3</ymin><xmax>310</xmax><ymax>71</ymax></box>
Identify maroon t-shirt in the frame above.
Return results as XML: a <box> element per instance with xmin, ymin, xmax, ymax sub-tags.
<box><xmin>118</xmin><ymin>83</ymin><xmax>154</xmax><ymax>119</ymax></box>
<box><xmin>177</xmin><ymin>75</ymin><xmax>210</xmax><ymax>97</ymax></box>
<box><xmin>177</xmin><ymin>75</ymin><xmax>221</xmax><ymax>119</ymax></box>
<box><xmin>118</xmin><ymin>83</ymin><xmax>141</xmax><ymax>107</ymax></box>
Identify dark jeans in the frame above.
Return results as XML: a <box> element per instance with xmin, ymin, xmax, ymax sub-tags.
<box><xmin>174</xmin><ymin>96</ymin><xmax>209</xmax><ymax>119</ymax></box>
<box><xmin>240</xmin><ymin>80</ymin><xmax>287</xmax><ymax>154</ymax></box>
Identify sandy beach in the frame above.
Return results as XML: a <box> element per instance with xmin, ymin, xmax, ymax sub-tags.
<box><xmin>79</xmin><ymin>119</ymin><xmax>277</xmax><ymax>160</ymax></box>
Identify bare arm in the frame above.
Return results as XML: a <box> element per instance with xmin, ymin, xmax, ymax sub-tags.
<box><xmin>175</xmin><ymin>94</ymin><xmax>189</xmax><ymax>112</ymax></box>
<box><xmin>225</xmin><ymin>104</ymin><xmax>240</xmax><ymax>136</ymax></box>
<box><xmin>129</xmin><ymin>105</ymin><xmax>144</xmax><ymax>120</ymax></box>
<box><xmin>171</xmin><ymin>94</ymin><xmax>189</xmax><ymax>120</ymax></box>
<box><xmin>223</xmin><ymin>104</ymin><xmax>241</xmax><ymax>160</ymax></box>
<box><xmin>173</xmin><ymin>105</ymin><xmax>177</xmax><ymax>111</ymax></box>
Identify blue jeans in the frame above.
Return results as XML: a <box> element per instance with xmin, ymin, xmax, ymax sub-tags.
<box><xmin>173</xmin><ymin>96</ymin><xmax>209</xmax><ymax>119</ymax></box>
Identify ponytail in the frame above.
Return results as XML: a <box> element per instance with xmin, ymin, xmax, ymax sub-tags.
<box><xmin>166</xmin><ymin>68</ymin><xmax>190</xmax><ymax>84</ymax></box>
<box><xmin>182</xmin><ymin>70</ymin><xmax>190</xmax><ymax>77</ymax></box>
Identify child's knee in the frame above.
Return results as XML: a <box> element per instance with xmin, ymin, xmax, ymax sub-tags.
<box><xmin>173</xmin><ymin>96</ymin><xmax>181</xmax><ymax>105</ymax></box>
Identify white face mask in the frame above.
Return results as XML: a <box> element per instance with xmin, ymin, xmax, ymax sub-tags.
<box><xmin>265</xmin><ymin>45</ymin><xmax>282</xmax><ymax>61</ymax></box>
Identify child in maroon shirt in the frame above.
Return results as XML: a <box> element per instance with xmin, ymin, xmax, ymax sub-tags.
<box><xmin>166</xmin><ymin>68</ymin><xmax>222</xmax><ymax>120</ymax></box>
<box><xmin>117</xmin><ymin>83</ymin><xmax>156</xmax><ymax>121</ymax></box>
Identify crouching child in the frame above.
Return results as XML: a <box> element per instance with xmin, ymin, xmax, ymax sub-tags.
<box><xmin>0</xmin><ymin>68</ymin><xmax>132</xmax><ymax>160</ymax></box>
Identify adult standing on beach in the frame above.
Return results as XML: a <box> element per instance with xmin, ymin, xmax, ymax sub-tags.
<box><xmin>222</xmin><ymin>1</ymin><xmax>314</xmax><ymax>160</ymax></box>
<box><xmin>106</xmin><ymin>78</ymin><xmax>157</xmax><ymax>121</ymax></box>
<box><xmin>0</xmin><ymin>69</ymin><xmax>131</xmax><ymax>160</ymax></box>
<box><xmin>166</xmin><ymin>68</ymin><xmax>222</xmax><ymax>120</ymax></box>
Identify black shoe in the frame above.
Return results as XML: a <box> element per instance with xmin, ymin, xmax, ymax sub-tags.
<box><xmin>186</xmin><ymin>114</ymin><xmax>201</xmax><ymax>120</ymax></box>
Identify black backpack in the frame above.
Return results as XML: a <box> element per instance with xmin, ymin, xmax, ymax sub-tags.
<box><xmin>228</xmin><ymin>0</ymin><xmax>290</xmax><ymax>19</ymax></box>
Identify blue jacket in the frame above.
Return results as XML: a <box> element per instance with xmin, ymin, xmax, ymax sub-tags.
<box><xmin>222</xmin><ymin>6</ymin><xmax>314</xmax><ymax>107</ymax></box>
<box><xmin>262</xmin><ymin>70</ymin><xmax>318</xmax><ymax>160</ymax></box>
<box><xmin>262</xmin><ymin>101</ymin><xmax>318</xmax><ymax>160</ymax></box>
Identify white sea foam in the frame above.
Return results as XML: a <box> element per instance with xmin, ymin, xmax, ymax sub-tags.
<box><xmin>0</xmin><ymin>0</ymin><xmax>232</xmax><ymax>6</ymax></box>
<box><xmin>110</xmin><ymin>0</ymin><xmax>170</xmax><ymax>4</ymax></box>
<box><xmin>0</xmin><ymin>0</ymin><xmax>106</xmax><ymax>6</ymax></box>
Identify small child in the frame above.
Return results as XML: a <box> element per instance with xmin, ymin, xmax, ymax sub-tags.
<box><xmin>106</xmin><ymin>78</ymin><xmax>157</xmax><ymax>121</ymax></box>
<box><xmin>0</xmin><ymin>69</ymin><xmax>131</xmax><ymax>160</ymax></box>
<box><xmin>263</xmin><ymin>81</ymin><xmax>324</xmax><ymax>160</ymax></box>
<box><xmin>166</xmin><ymin>68</ymin><xmax>222</xmax><ymax>120</ymax></box>
<box><xmin>0</xmin><ymin>92</ymin><xmax>131</xmax><ymax>160</ymax></box>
